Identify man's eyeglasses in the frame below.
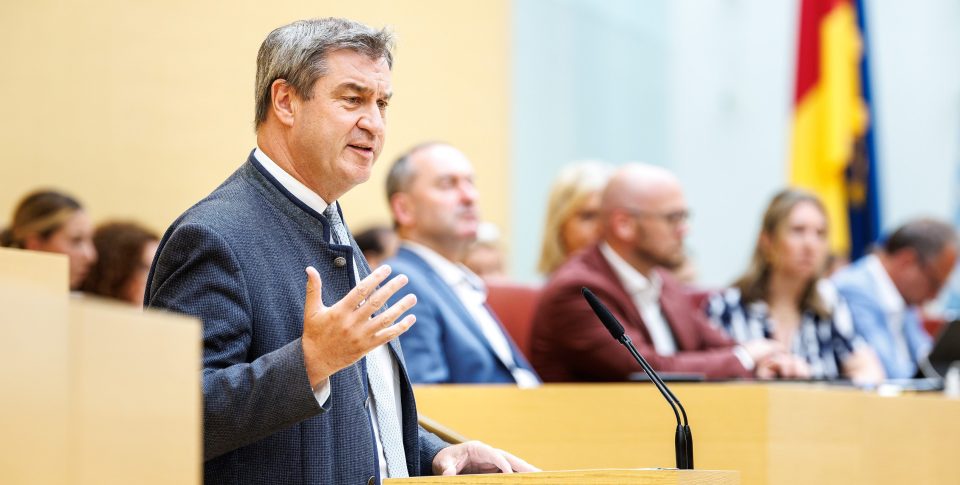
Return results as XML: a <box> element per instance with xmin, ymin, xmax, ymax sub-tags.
<box><xmin>619</xmin><ymin>208</ymin><xmax>691</xmax><ymax>226</ymax></box>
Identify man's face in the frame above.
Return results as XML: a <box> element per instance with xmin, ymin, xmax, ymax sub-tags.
<box><xmin>900</xmin><ymin>244</ymin><xmax>958</xmax><ymax>305</ymax></box>
<box><xmin>287</xmin><ymin>49</ymin><xmax>392</xmax><ymax>199</ymax></box>
<box><xmin>400</xmin><ymin>145</ymin><xmax>480</xmax><ymax>246</ymax></box>
<box><xmin>622</xmin><ymin>182</ymin><xmax>689</xmax><ymax>270</ymax></box>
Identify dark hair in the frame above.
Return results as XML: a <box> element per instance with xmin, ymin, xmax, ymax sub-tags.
<box><xmin>355</xmin><ymin>225</ymin><xmax>395</xmax><ymax>257</ymax></box>
<box><xmin>80</xmin><ymin>221</ymin><xmax>158</xmax><ymax>301</ymax></box>
<box><xmin>733</xmin><ymin>188</ymin><xmax>831</xmax><ymax>318</ymax></box>
<box><xmin>1</xmin><ymin>190</ymin><xmax>83</xmax><ymax>248</ymax></box>
<box><xmin>883</xmin><ymin>218</ymin><xmax>957</xmax><ymax>263</ymax></box>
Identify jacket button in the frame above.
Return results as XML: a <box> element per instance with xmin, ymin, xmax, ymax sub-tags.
<box><xmin>334</xmin><ymin>256</ymin><xmax>347</xmax><ymax>267</ymax></box>
<box><xmin>367</xmin><ymin>477</ymin><xmax>376</xmax><ymax>485</ymax></box>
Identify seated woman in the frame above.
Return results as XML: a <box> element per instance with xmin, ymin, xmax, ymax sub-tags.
<box><xmin>81</xmin><ymin>221</ymin><xmax>159</xmax><ymax>306</ymax></box>
<box><xmin>1</xmin><ymin>189</ymin><xmax>97</xmax><ymax>291</ymax></box>
<box><xmin>537</xmin><ymin>160</ymin><xmax>614</xmax><ymax>275</ymax></box>
<box><xmin>706</xmin><ymin>189</ymin><xmax>884</xmax><ymax>384</ymax></box>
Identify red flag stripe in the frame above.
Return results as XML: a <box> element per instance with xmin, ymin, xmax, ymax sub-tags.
<box><xmin>794</xmin><ymin>0</ymin><xmax>846</xmax><ymax>104</ymax></box>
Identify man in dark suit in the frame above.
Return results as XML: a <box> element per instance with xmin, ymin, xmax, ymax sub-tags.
<box><xmin>146</xmin><ymin>18</ymin><xmax>533</xmax><ymax>484</ymax></box>
<box><xmin>383</xmin><ymin>143</ymin><xmax>540</xmax><ymax>386</ymax></box>
<box><xmin>530</xmin><ymin>163</ymin><xmax>786</xmax><ymax>381</ymax></box>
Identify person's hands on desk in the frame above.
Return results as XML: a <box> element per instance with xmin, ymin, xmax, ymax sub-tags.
<box><xmin>433</xmin><ymin>441</ymin><xmax>540</xmax><ymax>475</ymax></box>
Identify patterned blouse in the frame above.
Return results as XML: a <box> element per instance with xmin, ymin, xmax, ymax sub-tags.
<box><xmin>706</xmin><ymin>280</ymin><xmax>861</xmax><ymax>380</ymax></box>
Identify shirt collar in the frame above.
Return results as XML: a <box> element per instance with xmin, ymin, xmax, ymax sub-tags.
<box><xmin>865</xmin><ymin>254</ymin><xmax>906</xmax><ymax>313</ymax></box>
<box><xmin>254</xmin><ymin>147</ymin><xmax>331</xmax><ymax>214</ymax></box>
<box><xmin>402</xmin><ymin>241</ymin><xmax>485</xmax><ymax>292</ymax></box>
<box><xmin>599</xmin><ymin>242</ymin><xmax>662</xmax><ymax>299</ymax></box>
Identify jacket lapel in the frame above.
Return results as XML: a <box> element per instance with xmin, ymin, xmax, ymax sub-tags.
<box><xmin>398</xmin><ymin>247</ymin><xmax>513</xmax><ymax>372</ymax></box>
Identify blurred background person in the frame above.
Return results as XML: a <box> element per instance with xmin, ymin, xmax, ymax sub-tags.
<box><xmin>531</xmin><ymin>163</ymin><xmax>784</xmax><ymax>381</ymax></box>
<box><xmin>463</xmin><ymin>221</ymin><xmax>508</xmax><ymax>282</ymax></box>
<box><xmin>385</xmin><ymin>143</ymin><xmax>539</xmax><ymax>385</ymax></box>
<box><xmin>706</xmin><ymin>189</ymin><xmax>884</xmax><ymax>384</ymax></box>
<box><xmin>832</xmin><ymin>218</ymin><xmax>958</xmax><ymax>379</ymax></box>
<box><xmin>537</xmin><ymin>160</ymin><xmax>614</xmax><ymax>276</ymax></box>
<box><xmin>0</xmin><ymin>189</ymin><xmax>96</xmax><ymax>291</ymax></box>
<box><xmin>81</xmin><ymin>221</ymin><xmax>159</xmax><ymax>306</ymax></box>
<box><xmin>354</xmin><ymin>225</ymin><xmax>399</xmax><ymax>269</ymax></box>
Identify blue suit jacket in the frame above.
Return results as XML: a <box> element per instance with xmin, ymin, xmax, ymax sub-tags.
<box><xmin>832</xmin><ymin>257</ymin><xmax>932</xmax><ymax>379</ymax></box>
<box><xmin>385</xmin><ymin>246</ymin><xmax>538</xmax><ymax>384</ymax></box>
<box><xmin>145</xmin><ymin>152</ymin><xmax>447</xmax><ymax>484</ymax></box>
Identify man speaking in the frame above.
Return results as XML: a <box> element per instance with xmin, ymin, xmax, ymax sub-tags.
<box><xmin>146</xmin><ymin>17</ymin><xmax>534</xmax><ymax>484</ymax></box>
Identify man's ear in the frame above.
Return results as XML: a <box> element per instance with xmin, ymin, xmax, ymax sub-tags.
<box><xmin>390</xmin><ymin>192</ymin><xmax>415</xmax><ymax>229</ymax></box>
<box><xmin>271</xmin><ymin>79</ymin><xmax>297</xmax><ymax>127</ymax></box>
<box><xmin>609</xmin><ymin>211</ymin><xmax>635</xmax><ymax>242</ymax></box>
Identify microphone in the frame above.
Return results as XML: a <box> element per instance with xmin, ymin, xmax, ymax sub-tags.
<box><xmin>581</xmin><ymin>286</ymin><xmax>694</xmax><ymax>470</ymax></box>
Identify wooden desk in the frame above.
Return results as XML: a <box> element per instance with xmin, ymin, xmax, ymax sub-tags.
<box><xmin>413</xmin><ymin>383</ymin><xmax>960</xmax><ymax>485</ymax></box>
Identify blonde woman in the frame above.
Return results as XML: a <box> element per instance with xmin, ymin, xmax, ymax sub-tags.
<box><xmin>706</xmin><ymin>189</ymin><xmax>884</xmax><ymax>384</ymax></box>
<box><xmin>1</xmin><ymin>190</ymin><xmax>97</xmax><ymax>290</ymax></box>
<box><xmin>538</xmin><ymin>161</ymin><xmax>614</xmax><ymax>275</ymax></box>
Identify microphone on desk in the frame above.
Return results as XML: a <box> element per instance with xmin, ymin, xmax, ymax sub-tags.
<box><xmin>581</xmin><ymin>286</ymin><xmax>694</xmax><ymax>470</ymax></box>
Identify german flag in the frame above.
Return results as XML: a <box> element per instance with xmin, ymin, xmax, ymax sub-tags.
<box><xmin>789</xmin><ymin>0</ymin><xmax>880</xmax><ymax>260</ymax></box>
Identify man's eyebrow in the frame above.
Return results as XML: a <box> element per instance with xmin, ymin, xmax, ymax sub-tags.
<box><xmin>336</xmin><ymin>82</ymin><xmax>392</xmax><ymax>100</ymax></box>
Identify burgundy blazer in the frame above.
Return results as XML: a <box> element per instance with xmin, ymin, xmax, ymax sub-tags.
<box><xmin>529</xmin><ymin>245</ymin><xmax>751</xmax><ymax>381</ymax></box>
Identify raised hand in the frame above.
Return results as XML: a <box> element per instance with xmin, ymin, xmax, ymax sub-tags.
<box><xmin>301</xmin><ymin>264</ymin><xmax>417</xmax><ymax>388</ymax></box>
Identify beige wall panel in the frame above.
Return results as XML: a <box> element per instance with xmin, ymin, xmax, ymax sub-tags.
<box><xmin>0</xmin><ymin>284</ymin><xmax>70</xmax><ymax>484</ymax></box>
<box><xmin>0</xmin><ymin>0</ymin><xmax>511</xmax><ymax>247</ymax></box>
<box><xmin>0</xmin><ymin>247</ymin><xmax>69</xmax><ymax>293</ymax></box>
<box><xmin>69</xmin><ymin>299</ymin><xmax>201</xmax><ymax>484</ymax></box>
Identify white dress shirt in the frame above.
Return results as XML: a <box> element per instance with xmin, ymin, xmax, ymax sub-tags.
<box><xmin>254</xmin><ymin>148</ymin><xmax>402</xmax><ymax>479</ymax></box>
<box><xmin>599</xmin><ymin>242</ymin><xmax>677</xmax><ymax>355</ymax></box>
<box><xmin>403</xmin><ymin>241</ymin><xmax>540</xmax><ymax>387</ymax></box>
<box><xmin>864</xmin><ymin>254</ymin><xmax>913</xmax><ymax>372</ymax></box>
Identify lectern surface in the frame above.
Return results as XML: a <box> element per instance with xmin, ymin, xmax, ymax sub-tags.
<box><xmin>385</xmin><ymin>468</ymin><xmax>738</xmax><ymax>484</ymax></box>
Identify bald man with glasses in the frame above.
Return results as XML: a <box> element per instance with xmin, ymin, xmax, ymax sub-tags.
<box><xmin>530</xmin><ymin>163</ymin><xmax>785</xmax><ymax>382</ymax></box>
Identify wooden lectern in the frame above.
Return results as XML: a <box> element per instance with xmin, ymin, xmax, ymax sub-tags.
<box><xmin>385</xmin><ymin>469</ymin><xmax>738</xmax><ymax>484</ymax></box>
<box><xmin>1</xmin><ymin>248</ymin><xmax>201</xmax><ymax>485</ymax></box>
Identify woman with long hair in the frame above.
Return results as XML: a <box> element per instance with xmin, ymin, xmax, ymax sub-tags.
<box><xmin>1</xmin><ymin>190</ymin><xmax>97</xmax><ymax>290</ymax></box>
<box><xmin>81</xmin><ymin>221</ymin><xmax>159</xmax><ymax>306</ymax></box>
<box><xmin>706</xmin><ymin>189</ymin><xmax>884</xmax><ymax>383</ymax></box>
<box><xmin>537</xmin><ymin>160</ymin><xmax>614</xmax><ymax>275</ymax></box>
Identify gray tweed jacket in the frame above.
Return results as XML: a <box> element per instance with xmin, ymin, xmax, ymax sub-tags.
<box><xmin>145</xmin><ymin>151</ymin><xmax>448</xmax><ymax>484</ymax></box>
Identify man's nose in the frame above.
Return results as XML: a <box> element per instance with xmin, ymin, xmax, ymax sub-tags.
<box><xmin>357</xmin><ymin>103</ymin><xmax>385</xmax><ymax>136</ymax></box>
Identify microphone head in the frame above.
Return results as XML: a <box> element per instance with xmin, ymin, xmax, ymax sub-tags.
<box><xmin>581</xmin><ymin>287</ymin><xmax>625</xmax><ymax>340</ymax></box>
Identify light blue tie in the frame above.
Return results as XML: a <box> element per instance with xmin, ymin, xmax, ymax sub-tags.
<box><xmin>324</xmin><ymin>204</ymin><xmax>408</xmax><ymax>478</ymax></box>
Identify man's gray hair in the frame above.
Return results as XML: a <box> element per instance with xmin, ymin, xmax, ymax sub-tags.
<box><xmin>254</xmin><ymin>17</ymin><xmax>395</xmax><ymax>128</ymax></box>
<box><xmin>883</xmin><ymin>218</ymin><xmax>958</xmax><ymax>262</ymax></box>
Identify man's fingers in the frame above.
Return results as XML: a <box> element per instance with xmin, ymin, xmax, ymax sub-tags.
<box><xmin>500</xmin><ymin>449</ymin><xmax>539</xmax><ymax>473</ymax></box>
<box><xmin>361</xmin><ymin>273</ymin><xmax>409</xmax><ymax>317</ymax></box>
<box><xmin>343</xmin><ymin>265</ymin><xmax>392</xmax><ymax>309</ymax></box>
<box><xmin>304</xmin><ymin>266</ymin><xmax>325</xmax><ymax>317</ymax></box>
<box><xmin>366</xmin><ymin>293</ymin><xmax>417</xmax><ymax>331</ymax></box>
<box><xmin>373</xmin><ymin>314</ymin><xmax>416</xmax><ymax>342</ymax></box>
<box><xmin>492</xmin><ymin>454</ymin><xmax>514</xmax><ymax>474</ymax></box>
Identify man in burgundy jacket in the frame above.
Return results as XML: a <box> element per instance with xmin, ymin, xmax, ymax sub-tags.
<box><xmin>530</xmin><ymin>164</ymin><xmax>784</xmax><ymax>381</ymax></box>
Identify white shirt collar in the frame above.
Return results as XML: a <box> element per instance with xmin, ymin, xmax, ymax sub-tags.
<box><xmin>402</xmin><ymin>240</ymin><xmax>485</xmax><ymax>291</ymax></box>
<box><xmin>599</xmin><ymin>242</ymin><xmax>662</xmax><ymax>300</ymax></box>
<box><xmin>254</xmin><ymin>147</ymin><xmax>331</xmax><ymax>214</ymax></box>
<box><xmin>865</xmin><ymin>254</ymin><xmax>906</xmax><ymax>313</ymax></box>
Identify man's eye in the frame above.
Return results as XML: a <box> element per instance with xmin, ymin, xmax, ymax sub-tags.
<box><xmin>344</xmin><ymin>96</ymin><xmax>361</xmax><ymax>104</ymax></box>
<box><xmin>377</xmin><ymin>100</ymin><xmax>389</xmax><ymax>110</ymax></box>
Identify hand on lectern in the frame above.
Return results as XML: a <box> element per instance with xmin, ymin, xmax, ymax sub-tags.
<box><xmin>432</xmin><ymin>441</ymin><xmax>540</xmax><ymax>476</ymax></box>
